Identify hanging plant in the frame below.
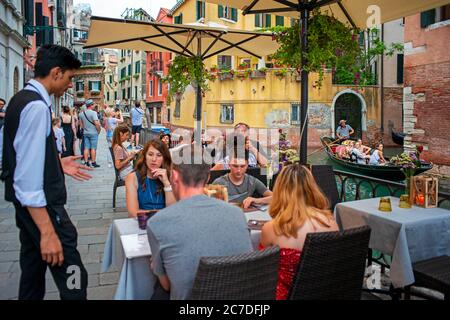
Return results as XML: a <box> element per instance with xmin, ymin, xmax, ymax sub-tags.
<box><xmin>163</xmin><ymin>55</ymin><xmax>212</xmax><ymax>104</ymax></box>
<box><xmin>269</xmin><ymin>10</ymin><xmax>403</xmax><ymax>87</ymax></box>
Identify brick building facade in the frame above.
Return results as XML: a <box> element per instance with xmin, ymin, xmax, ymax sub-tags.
<box><xmin>404</xmin><ymin>7</ymin><xmax>450</xmax><ymax>175</ymax></box>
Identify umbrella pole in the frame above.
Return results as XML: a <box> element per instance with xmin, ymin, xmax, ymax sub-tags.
<box><xmin>299</xmin><ymin>4</ymin><xmax>310</xmax><ymax>165</ymax></box>
<box><xmin>195</xmin><ymin>36</ymin><xmax>203</xmax><ymax>145</ymax></box>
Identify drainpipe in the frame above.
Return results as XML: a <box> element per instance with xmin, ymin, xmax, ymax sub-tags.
<box><xmin>381</xmin><ymin>24</ymin><xmax>385</xmax><ymax>138</ymax></box>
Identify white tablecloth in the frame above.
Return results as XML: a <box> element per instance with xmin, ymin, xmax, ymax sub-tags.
<box><xmin>101</xmin><ymin>209</ymin><xmax>271</xmax><ymax>300</ymax></box>
<box><xmin>335</xmin><ymin>197</ymin><xmax>450</xmax><ymax>288</ymax></box>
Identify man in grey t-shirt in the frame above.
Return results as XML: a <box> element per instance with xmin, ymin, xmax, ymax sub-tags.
<box><xmin>213</xmin><ymin>150</ymin><xmax>272</xmax><ymax>208</ymax></box>
<box><xmin>336</xmin><ymin>119</ymin><xmax>354</xmax><ymax>141</ymax></box>
<box><xmin>79</xmin><ymin>99</ymin><xmax>101</xmax><ymax>167</ymax></box>
<box><xmin>147</xmin><ymin>146</ymin><xmax>252</xmax><ymax>300</ymax></box>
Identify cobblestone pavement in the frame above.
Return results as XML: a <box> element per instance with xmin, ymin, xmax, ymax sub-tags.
<box><xmin>0</xmin><ymin>131</ymin><xmax>127</xmax><ymax>300</ymax></box>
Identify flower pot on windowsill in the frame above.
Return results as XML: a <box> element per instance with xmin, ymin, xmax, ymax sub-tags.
<box><xmin>219</xmin><ymin>72</ymin><xmax>234</xmax><ymax>81</ymax></box>
<box><xmin>76</xmin><ymin>91</ymin><xmax>84</xmax><ymax>97</ymax></box>
<box><xmin>133</xmin><ymin>74</ymin><xmax>140</xmax><ymax>79</ymax></box>
<box><xmin>90</xmin><ymin>90</ymin><xmax>100</xmax><ymax>96</ymax></box>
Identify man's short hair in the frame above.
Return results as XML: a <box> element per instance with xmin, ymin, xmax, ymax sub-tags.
<box><xmin>234</xmin><ymin>122</ymin><xmax>250</xmax><ymax>131</ymax></box>
<box><xmin>134</xmin><ymin>101</ymin><xmax>141</xmax><ymax>108</ymax></box>
<box><xmin>173</xmin><ymin>146</ymin><xmax>210</xmax><ymax>187</ymax></box>
<box><xmin>0</xmin><ymin>98</ymin><xmax>6</xmax><ymax>104</ymax></box>
<box><xmin>34</xmin><ymin>45</ymin><xmax>81</xmax><ymax>78</ymax></box>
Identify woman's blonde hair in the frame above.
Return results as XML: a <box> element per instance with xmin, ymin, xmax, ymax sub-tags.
<box><xmin>269</xmin><ymin>164</ymin><xmax>333</xmax><ymax>238</ymax></box>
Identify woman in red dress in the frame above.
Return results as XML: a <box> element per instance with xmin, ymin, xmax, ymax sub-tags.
<box><xmin>260</xmin><ymin>164</ymin><xmax>339</xmax><ymax>300</ymax></box>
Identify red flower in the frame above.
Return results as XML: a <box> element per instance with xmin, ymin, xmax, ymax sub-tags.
<box><xmin>417</xmin><ymin>145</ymin><xmax>424</xmax><ymax>153</ymax></box>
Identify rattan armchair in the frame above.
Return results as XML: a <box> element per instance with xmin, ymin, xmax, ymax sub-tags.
<box><xmin>288</xmin><ymin>226</ymin><xmax>371</xmax><ymax>300</ymax></box>
<box><xmin>310</xmin><ymin>165</ymin><xmax>340</xmax><ymax>211</ymax></box>
<box><xmin>190</xmin><ymin>246</ymin><xmax>280</xmax><ymax>300</ymax></box>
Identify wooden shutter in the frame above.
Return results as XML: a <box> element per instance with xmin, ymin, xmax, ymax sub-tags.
<box><xmin>276</xmin><ymin>16</ymin><xmax>284</xmax><ymax>26</ymax></box>
<box><xmin>218</xmin><ymin>5</ymin><xmax>223</xmax><ymax>18</ymax></box>
<box><xmin>231</xmin><ymin>8</ymin><xmax>238</xmax><ymax>22</ymax></box>
<box><xmin>265</xmin><ymin>14</ymin><xmax>271</xmax><ymax>28</ymax></box>
<box><xmin>421</xmin><ymin>9</ymin><xmax>436</xmax><ymax>28</ymax></box>
<box><xmin>255</xmin><ymin>14</ymin><xmax>261</xmax><ymax>27</ymax></box>
<box><xmin>35</xmin><ymin>3</ymin><xmax>43</xmax><ymax>46</ymax></box>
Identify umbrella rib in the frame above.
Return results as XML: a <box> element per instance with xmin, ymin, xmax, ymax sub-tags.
<box><xmin>246</xmin><ymin>7</ymin><xmax>299</xmax><ymax>14</ymax></box>
<box><xmin>182</xmin><ymin>30</ymin><xmax>198</xmax><ymax>56</ymax></box>
<box><xmin>336</xmin><ymin>1</ymin><xmax>357</xmax><ymax>28</ymax></box>
<box><xmin>83</xmin><ymin>30</ymin><xmax>188</xmax><ymax>49</ymax></box>
<box><xmin>274</xmin><ymin>0</ymin><xmax>300</xmax><ymax>9</ymax></box>
<box><xmin>152</xmin><ymin>24</ymin><xmax>196</xmax><ymax>57</ymax></box>
<box><xmin>201</xmin><ymin>32</ymin><xmax>226</xmax><ymax>59</ymax></box>
<box><xmin>203</xmin><ymin>34</ymin><xmax>262</xmax><ymax>60</ymax></box>
<box><xmin>141</xmin><ymin>39</ymin><xmax>190</xmax><ymax>57</ymax></box>
<box><xmin>243</xmin><ymin>0</ymin><xmax>261</xmax><ymax>15</ymax></box>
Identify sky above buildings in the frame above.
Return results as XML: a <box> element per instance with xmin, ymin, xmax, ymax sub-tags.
<box><xmin>73</xmin><ymin>0</ymin><xmax>178</xmax><ymax>19</ymax></box>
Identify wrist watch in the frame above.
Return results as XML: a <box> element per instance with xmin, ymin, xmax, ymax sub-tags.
<box><xmin>163</xmin><ymin>185</ymin><xmax>173</xmax><ymax>192</ymax></box>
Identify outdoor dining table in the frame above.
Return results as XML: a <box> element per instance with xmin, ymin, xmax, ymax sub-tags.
<box><xmin>101</xmin><ymin>207</ymin><xmax>271</xmax><ymax>300</ymax></box>
<box><xmin>335</xmin><ymin>197</ymin><xmax>450</xmax><ymax>289</ymax></box>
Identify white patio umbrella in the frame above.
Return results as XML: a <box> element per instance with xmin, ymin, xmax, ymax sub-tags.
<box><xmin>204</xmin><ymin>0</ymin><xmax>450</xmax><ymax>163</ymax></box>
<box><xmin>84</xmin><ymin>16</ymin><xmax>279</xmax><ymax>141</ymax></box>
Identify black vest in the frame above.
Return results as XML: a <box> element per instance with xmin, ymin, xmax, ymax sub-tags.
<box><xmin>1</xmin><ymin>89</ymin><xmax>67</xmax><ymax>205</ymax></box>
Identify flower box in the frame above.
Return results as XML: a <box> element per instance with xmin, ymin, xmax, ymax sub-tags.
<box><xmin>90</xmin><ymin>90</ymin><xmax>100</xmax><ymax>96</ymax></box>
<box><xmin>219</xmin><ymin>71</ymin><xmax>234</xmax><ymax>81</ymax></box>
<box><xmin>76</xmin><ymin>91</ymin><xmax>84</xmax><ymax>97</ymax></box>
<box><xmin>250</xmin><ymin>70</ymin><xmax>266</xmax><ymax>79</ymax></box>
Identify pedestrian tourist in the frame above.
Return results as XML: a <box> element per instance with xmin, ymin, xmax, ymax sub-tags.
<box><xmin>130</xmin><ymin>101</ymin><xmax>144</xmax><ymax>149</ymax></box>
<box><xmin>52</xmin><ymin>118</ymin><xmax>65</xmax><ymax>156</ymax></box>
<box><xmin>1</xmin><ymin>44</ymin><xmax>91</xmax><ymax>300</ymax></box>
<box><xmin>0</xmin><ymin>97</ymin><xmax>6</xmax><ymax>130</ymax></box>
<box><xmin>125</xmin><ymin>139</ymin><xmax>176</xmax><ymax>218</ymax></box>
<box><xmin>112</xmin><ymin>125</ymin><xmax>136</xmax><ymax>180</ymax></box>
<box><xmin>260</xmin><ymin>164</ymin><xmax>339</xmax><ymax>300</ymax></box>
<box><xmin>79</xmin><ymin>98</ymin><xmax>101</xmax><ymax>167</ymax></box>
<box><xmin>106</xmin><ymin>108</ymin><xmax>124</xmax><ymax>167</ymax></box>
<box><xmin>60</xmin><ymin>105</ymin><xmax>76</xmax><ymax>157</ymax></box>
<box><xmin>147</xmin><ymin>145</ymin><xmax>252</xmax><ymax>299</ymax></box>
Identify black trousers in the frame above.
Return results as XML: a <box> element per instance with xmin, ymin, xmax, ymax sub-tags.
<box><xmin>14</xmin><ymin>204</ymin><xmax>88</xmax><ymax>300</ymax></box>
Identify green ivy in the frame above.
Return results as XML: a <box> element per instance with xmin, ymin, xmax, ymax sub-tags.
<box><xmin>268</xmin><ymin>11</ymin><xmax>403</xmax><ymax>87</ymax></box>
<box><xmin>163</xmin><ymin>55</ymin><xmax>212</xmax><ymax>104</ymax></box>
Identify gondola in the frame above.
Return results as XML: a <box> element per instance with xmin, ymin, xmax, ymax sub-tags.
<box><xmin>392</xmin><ymin>129</ymin><xmax>405</xmax><ymax>146</ymax></box>
<box><xmin>320</xmin><ymin>137</ymin><xmax>433</xmax><ymax>181</ymax></box>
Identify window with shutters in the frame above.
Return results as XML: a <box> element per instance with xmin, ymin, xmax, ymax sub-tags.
<box><xmin>196</xmin><ymin>1</ymin><xmax>206</xmax><ymax>20</ymax></box>
<box><xmin>217</xmin><ymin>55</ymin><xmax>232</xmax><ymax>70</ymax></box>
<box><xmin>150</xmin><ymin>80</ymin><xmax>153</xmax><ymax>96</ymax></box>
<box><xmin>158</xmin><ymin>79</ymin><xmax>163</xmax><ymax>96</ymax></box>
<box><xmin>106</xmin><ymin>92</ymin><xmax>110</xmax><ymax>101</ymax></box>
<box><xmin>276</xmin><ymin>16</ymin><xmax>284</xmax><ymax>26</ymax></box>
<box><xmin>109</xmin><ymin>75</ymin><xmax>113</xmax><ymax>83</ymax></box>
<box><xmin>421</xmin><ymin>9</ymin><xmax>436</xmax><ymax>28</ymax></box>
<box><xmin>218</xmin><ymin>5</ymin><xmax>238</xmax><ymax>22</ymax></box>
<box><xmin>76</xmin><ymin>81</ymin><xmax>84</xmax><ymax>92</ymax></box>
<box><xmin>220</xmin><ymin>104</ymin><xmax>234</xmax><ymax>124</ymax></box>
<box><xmin>114</xmin><ymin>92</ymin><xmax>117</xmax><ymax>101</ymax></box>
<box><xmin>89</xmin><ymin>81</ymin><xmax>101</xmax><ymax>91</ymax></box>
<box><xmin>122</xmin><ymin>89</ymin><xmax>126</xmax><ymax>99</ymax></box>
<box><xmin>128</xmin><ymin>64</ymin><xmax>132</xmax><ymax>76</ymax></box>
<box><xmin>291</xmin><ymin>104</ymin><xmax>300</xmax><ymax>125</ymax></box>
<box><xmin>121</xmin><ymin>68</ymin><xmax>126</xmax><ymax>79</ymax></box>
<box><xmin>174</xmin><ymin>13</ymin><xmax>183</xmax><ymax>24</ymax></box>
<box><xmin>174</xmin><ymin>99</ymin><xmax>181</xmax><ymax>118</ymax></box>
<box><xmin>135</xmin><ymin>61</ymin><xmax>140</xmax><ymax>74</ymax></box>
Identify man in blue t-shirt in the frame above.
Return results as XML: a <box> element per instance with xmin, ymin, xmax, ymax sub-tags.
<box><xmin>336</xmin><ymin>119</ymin><xmax>354</xmax><ymax>141</ymax></box>
<box><xmin>130</xmin><ymin>101</ymin><xmax>144</xmax><ymax>149</ymax></box>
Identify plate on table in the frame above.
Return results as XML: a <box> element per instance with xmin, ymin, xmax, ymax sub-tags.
<box><xmin>247</xmin><ymin>219</ymin><xmax>269</xmax><ymax>231</ymax></box>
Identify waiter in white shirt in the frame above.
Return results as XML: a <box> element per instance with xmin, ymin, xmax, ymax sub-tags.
<box><xmin>1</xmin><ymin>45</ymin><xmax>92</xmax><ymax>300</ymax></box>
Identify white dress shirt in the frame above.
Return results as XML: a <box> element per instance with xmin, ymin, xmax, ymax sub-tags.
<box><xmin>12</xmin><ymin>79</ymin><xmax>52</xmax><ymax>207</ymax></box>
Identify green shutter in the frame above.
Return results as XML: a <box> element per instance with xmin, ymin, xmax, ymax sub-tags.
<box><xmin>255</xmin><ymin>14</ymin><xmax>260</xmax><ymax>27</ymax></box>
<box><xmin>421</xmin><ymin>9</ymin><xmax>435</xmax><ymax>28</ymax></box>
<box><xmin>231</xmin><ymin>8</ymin><xmax>237</xmax><ymax>22</ymax></box>
<box><xmin>265</xmin><ymin>14</ymin><xmax>271</xmax><ymax>28</ymax></box>
<box><xmin>397</xmin><ymin>54</ymin><xmax>404</xmax><ymax>84</ymax></box>
<box><xmin>218</xmin><ymin>5</ymin><xmax>223</xmax><ymax>18</ymax></box>
<box><xmin>276</xmin><ymin>16</ymin><xmax>284</xmax><ymax>26</ymax></box>
<box><xmin>88</xmin><ymin>81</ymin><xmax>92</xmax><ymax>91</ymax></box>
<box><xmin>196</xmin><ymin>1</ymin><xmax>201</xmax><ymax>20</ymax></box>
<box><xmin>128</xmin><ymin>64</ymin><xmax>131</xmax><ymax>75</ymax></box>
<box><xmin>180</xmin><ymin>13</ymin><xmax>183</xmax><ymax>24</ymax></box>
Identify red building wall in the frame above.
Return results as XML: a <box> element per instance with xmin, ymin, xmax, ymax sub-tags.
<box><xmin>404</xmin><ymin>13</ymin><xmax>450</xmax><ymax>171</ymax></box>
<box><xmin>146</xmin><ymin>9</ymin><xmax>172</xmax><ymax>127</ymax></box>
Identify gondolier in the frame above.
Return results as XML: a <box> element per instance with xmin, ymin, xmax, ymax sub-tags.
<box><xmin>336</xmin><ymin>119</ymin><xmax>354</xmax><ymax>141</ymax></box>
<box><xmin>1</xmin><ymin>45</ymin><xmax>92</xmax><ymax>300</ymax></box>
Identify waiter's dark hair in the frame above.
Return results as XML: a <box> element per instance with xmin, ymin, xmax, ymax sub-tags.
<box><xmin>0</xmin><ymin>98</ymin><xmax>5</xmax><ymax>104</ymax></box>
<box><xmin>34</xmin><ymin>45</ymin><xmax>81</xmax><ymax>78</ymax></box>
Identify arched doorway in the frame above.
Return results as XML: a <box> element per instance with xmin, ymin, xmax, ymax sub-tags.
<box><xmin>13</xmin><ymin>67</ymin><xmax>19</xmax><ymax>95</ymax></box>
<box><xmin>331</xmin><ymin>89</ymin><xmax>367</xmax><ymax>140</ymax></box>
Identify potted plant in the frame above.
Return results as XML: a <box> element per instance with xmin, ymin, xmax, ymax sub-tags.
<box><xmin>274</xmin><ymin>68</ymin><xmax>288</xmax><ymax>77</ymax></box>
<box><xmin>238</xmin><ymin>62</ymin><xmax>248</xmax><ymax>70</ymax></box>
<box><xmin>133</xmin><ymin>73</ymin><xmax>140</xmax><ymax>79</ymax></box>
<box><xmin>219</xmin><ymin>69</ymin><xmax>234</xmax><ymax>80</ymax></box>
<box><xmin>76</xmin><ymin>91</ymin><xmax>84</xmax><ymax>97</ymax></box>
<box><xmin>210</xmin><ymin>65</ymin><xmax>219</xmax><ymax>73</ymax></box>
<box><xmin>251</xmin><ymin>67</ymin><xmax>266</xmax><ymax>79</ymax></box>
<box><xmin>90</xmin><ymin>90</ymin><xmax>100</xmax><ymax>96</ymax></box>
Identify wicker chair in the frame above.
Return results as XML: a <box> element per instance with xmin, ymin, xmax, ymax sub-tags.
<box><xmin>288</xmin><ymin>226</ymin><xmax>371</xmax><ymax>300</ymax></box>
<box><xmin>407</xmin><ymin>255</ymin><xmax>450</xmax><ymax>300</ymax></box>
<box><xmin>310</xmin><ymin>165</ymin><xmax>340</xmax><ymax>211</ymax></box>
<box><xmin>190</xmin><ymin>246</ymin><xmax>280</xmax><ymax>300</ymax></box>
<box><xmin>109</xmin><ymin>147</ymin><xmax>126</xmax><ymax>208</ymax></box>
